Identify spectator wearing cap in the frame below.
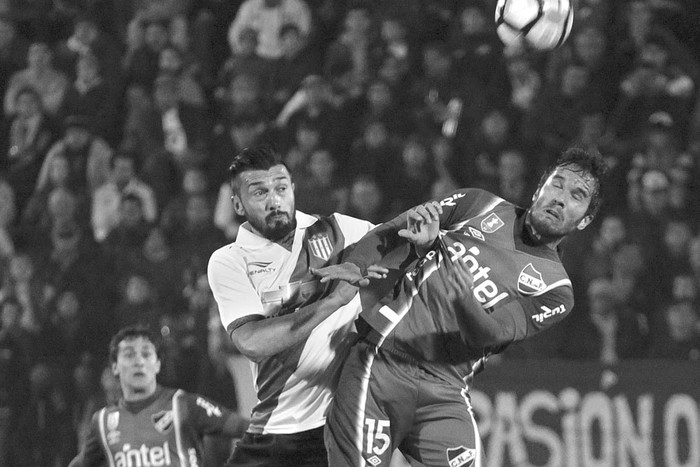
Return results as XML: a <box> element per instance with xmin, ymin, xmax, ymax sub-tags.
<box><xmin>91</xmin><ymin>151</ymin><xmax>158</xmax><ymax>243</ymax></box>
<box><xmin>0</xmin><ymin>86</ymin><xmax>58</xmax><ymax>216</ymax></box>
<box><xmin>58</xmin><ymin>52</ymin><xmax>121</xmax><ymax>145</ymax></box>
<box><xmin>35</xmin><ymin>115</ymin><xmax>112</xmax><ymax>196</ymax></box>
<box><xmin>4</xmin><ymin>42</ymin><xmax>70</xmax><ymax>118</ymax></box>
<box><xmin>227</xmin><ymin>0</ymin><xmax>312</xmax><ymax>60</ymax></box>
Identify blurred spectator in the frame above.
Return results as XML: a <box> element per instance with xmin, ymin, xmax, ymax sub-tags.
<box><xmin>284</xmin><ymin>117</ymin><xmax>323</xmax><ymax>174</ymax></box>
<box><xmin>269</xmin><ymin>22</ymin><xmax>321</xmax><ymax>111</ymax></box>
<box><xmin>53</xmin><ymin>13</ymin><xmax>122</xmax><ymax>86</ymax></box>
<box><xmin>568</xmin><ymin>277</ymin><xmax>650</xmax><ymax>363</ymax></box>
<box><xmin>449</xmin><ymin>1</ymin><xmax>508</xmax><ymax>104</ymax></box>
<box><xmin>0</xmin><ymin>16</ymin><xmax>30</xmax><ymax>104</ymax></box>
<box><xmin>626</xmin><ymin>169</ymin><xmax>672</xmax><ymax>265</ymax></box>
<box><xmin>384</xmin><ymin>134</ymin><xmax>435</xmax><ymax>212</ymax></box>
<box><xmin>91</xmin><ymin>151</ymin><xmax>158</xmax><ymax>243</ymax></box>
<box><xmin>208</xmin><ymin>111</ymin><xmax>268</xmax><ymax>191</ymax></box>
<box><xmin>2</xmin><ymin>253</ymin><xmax>44</xmax><ymax>333</ymax></box>
<box><xmin>216</xmin><ymin>27</ymin><xmax>271</xmax><ymax>106</ymax></box>
<box><xmin>324</xmin><ymin>2</ymin><xmax>380</xmax><ymax>95</ymax></box>
<box><xmin>494</xmin><ymin>149</ymin><xmax>534</xmax><ymax>208</ymax></box>
<box><xmin>0</xmin><ymin>86</ymin><xmax>58</xmax><ymax>215</ymax></box>
<box><xmin>228</xmin><ymin>0</ymin><xmax>312</xmax><ymax>60</ymax></box>
<box><xmin>0</xmin><ymin>295</ymin><xmax>32</xmax><ymax>467</ymax></box>
<box><xmin>579</xmin><ymin>212</ymin><xmax>628</xmax><ymax>283</ymax></box>
<box><xmin>165</xmin><ymin>193</ymin><xmax>226</xmax><ymax>275</ymax></box>
<box><xmin>58</xmin><ymin>53</ymin><xmax>121</xmax><ymax>145</ymax></box>
<box><xmin>125</xmin><ymin>74</ymin><xmax>211</xmax><ymax>205</ymax></box>
<box><xmin>4</xmin><ymin>41</ymin><xmax>70</xmax><ymax>117</ymax></box>
<box><xmin>345</xmin><ymin>174</ymin><xmax>388</xmax><ymax>224</ymax></box>
<box><xmin>35</xmin><ymin>115</ymin><xmax>112</xmax><ymax>195</ymax></box>
<box><xmin>158</xmin><ymin>45</ymin><xmax>207</xmax><ymax>108</ymax></box>
<box><xmin>9</xmin><ymin>361</ymin><xmax>75</xmax><ymax>467</ymax></box>
<box><xmin>503</xmin><ymin>52</ymin><xmax>542</xmax><ymax>116</ymax></box>
<box><xmin>649</xmin><ymin>300</ymin><xmax>700</xmax><ymax>360</ymax></box>
<box><xmin>111</xmin><ymin>272</ymin><xmax>160</xmax><ymax>330</ymax></box>
<box><xmin>0</xmin><ymin>177</ymin><xmax>16</xmax><ymax>261</ymax></box>
<box><xmin>294</xmin><ymin>147</ymin><xmax>347</xmax><ymax>216</ymax></box>
<box><xmin>101</xmin><ymin>193</ymin><xmax>154</xmax><ymax>273</ymax></box>
<box><xmin>123</xmin><ymin>19</ymin><xmax>170</xmax><ymax>90</ymax></box>
<box><xmin>346</xmin><ymin>118</ymin><xmax>401</xmax><ymax>188</ymax></box>
<box><xmin>160</xmin><ymin>166</ymin><xmax>210</xmax><ymax>232</ymax></box>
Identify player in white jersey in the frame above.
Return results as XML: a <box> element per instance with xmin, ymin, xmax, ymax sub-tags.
<box><xmin>207</xmin><ymin>146</ymin><xmax>380</xmax><ymax>466</ymax></box>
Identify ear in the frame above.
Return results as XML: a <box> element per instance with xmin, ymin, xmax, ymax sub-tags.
<box><xmin>576</xmin><ymin>215</ymin><xmax>594</xmax><ymax>231</ymax></box>
<box><xmin>111</xmin><ymin>362</ymin><xmax>119</xmax><ymax>377</ymax></box>
<box><xmin>232</xmin><ymin>194</ymin><xmax>245</xmax><ymax>216</ymax></box>
<box><xmin>155</xmin><ymin>358</ymin><xmax>161</xmax><ymax>375</ymax></box>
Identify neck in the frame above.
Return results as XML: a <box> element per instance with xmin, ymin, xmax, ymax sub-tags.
<box><xmin>274</xmin><ymin>229</ymin><xmax>295</xmax><ymax>251</ymax></box>
<box><xmin>123</xmin><ymin>384</ymin><xmax>157</xmax><ymax>402</ymax></box>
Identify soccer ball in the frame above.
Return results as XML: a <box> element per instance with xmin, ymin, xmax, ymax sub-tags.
<box><xmin>495</xmin><ymin>0</ymin><xmax>574</xmax><ymax>51</ymax></box>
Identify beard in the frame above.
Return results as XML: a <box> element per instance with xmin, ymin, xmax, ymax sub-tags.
<box><xmin>249</xmin><ymin>210</ymin><xmax>296</xmax><ymax>241</ymax></box>
<box><xmin>527</xmin><ymin>207</ymin><xmax>575</xmax><ymax>241</ymax></box>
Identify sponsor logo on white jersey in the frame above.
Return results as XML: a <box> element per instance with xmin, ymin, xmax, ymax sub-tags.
<box><xmin>517</xmin><ymin>263</ymin><xmax>546</xmax><ymax>295</ymax></box>
<box><xmin>446</xmin><ymin>445</ymin><xmax>476</xmax><ymax>467</ymax></box>
<box><xmin>114</xmin><ymin>442</ymin><xmax>172</xmax><ymax>467</ymax></box>
<box><xmin>533</xmin><ymin>304</ymin><xmax>567</xmax><ymax>323</ymax></box>
<box><xmin>308</xmin><ymin>233</ymin><xmax>333</xmax><ymax>260</ymax></box>
<box><xmin>481</xmin><ymin>213</ymin><xmax>504</xmax><ymax>233</ymax></box>
<box><xmin>152</xmin><ymin>410</ymin><xmax>173</xmax><ymax>433</ymax></box>
<box><xmin>247</xmin><ymin>261</ymin><xmax>276</xmax><ymax>276</ymax></box>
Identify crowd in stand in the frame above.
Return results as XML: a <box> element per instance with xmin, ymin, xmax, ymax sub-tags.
<box><xmin>1</xmin><ymin>0</ymin><xmax>700</xmax><ymax>465</ymax></box>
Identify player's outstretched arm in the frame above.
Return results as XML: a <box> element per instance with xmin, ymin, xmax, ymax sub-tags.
<box><xmin>230</xmin><ymin>281</ymin><xmax>360</xmax><ymax>362</ymax></box>
<box><xmin>447</xmin><ymin>257</ymin><xmax>518</xmax><ymax>348</ymax></box>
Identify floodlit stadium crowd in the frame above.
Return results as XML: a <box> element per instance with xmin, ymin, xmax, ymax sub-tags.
<box><xmin>1</xmin><ymin>0</ymin><xmax>700</xmax><ymax>464</ymax></box>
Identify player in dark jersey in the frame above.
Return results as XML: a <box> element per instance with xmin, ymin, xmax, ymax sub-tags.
<box><xmin>313</xmin><ymin>147</ymin><xmax>608</xmax><ymax>466</ymax></box>
<box><xmin>68</xmin><ymin>325</ymin><xmax>248</xmax><ymax>467</ymax></box>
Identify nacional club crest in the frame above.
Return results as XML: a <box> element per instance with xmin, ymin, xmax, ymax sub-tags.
<box><xmin>308</xmin><ymin>233</ymin><xmax>333</xmax><ymax>261</ymax></box>
<box><xmin>446</xmin><ymin>446</ymin><xmax>476</xmax><ymax>467</ymax></box>
<box><xmin>480</xmin><ymin>213</ymin><xmax>504</xmax><ymax>233</ymax></box>
<box><xmin>152</xmin><ymin>410</ymin><xmax>174</xmax><ymax>433</ymax></box>
<box><xmin>518</xmin><ymin>263</ymin><xmax>546</xmax><ymax>295</ymax></box>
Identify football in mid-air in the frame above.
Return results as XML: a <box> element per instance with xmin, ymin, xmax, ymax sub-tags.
<box><xmin>494</xmin><ymin>0</ymin><xmax>574</xmax><ymax>51</ymax></box>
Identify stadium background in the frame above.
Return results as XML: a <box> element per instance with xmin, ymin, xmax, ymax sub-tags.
<box><xmin>0</xmin><ymin>0</ymin><xmax>699</xmax><ymax>465</ymax></box>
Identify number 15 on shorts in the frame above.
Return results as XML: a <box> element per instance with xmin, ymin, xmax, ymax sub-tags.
<box><xmin>365</xmin><ymin>418</ymin><xmax>391</xmax><ymax>456</ymax></box>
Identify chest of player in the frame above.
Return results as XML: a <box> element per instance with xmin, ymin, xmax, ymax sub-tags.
<box><xmin>425</xmin><ymin>214</ymin><xmax>563</xmax><ymax>309</ymax></box>
<box><xmin>101</xmin><ymin>400</ymin><xmax>182</xmax><ymax>467</ymax></box>
<box><xmin>248</xmin><ymin>224</ymin><xmax>344</xmax><ymax>316</ymax></box>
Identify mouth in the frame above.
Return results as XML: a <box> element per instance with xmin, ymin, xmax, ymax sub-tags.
<box><xmin>543</xmin><ymin>208</ymin><xmax>561</xmax><ymax>221</ymax></box>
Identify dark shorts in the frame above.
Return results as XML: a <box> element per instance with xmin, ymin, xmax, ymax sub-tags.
<box><xmin>226</xmin><ymin>426</ymin><xmax>328</xmax><ymax>467</ymax></box>
<box><xmin>325</xmin><ymin>339</ymin><xmax>484</xmax><ymax>467</ymax></box>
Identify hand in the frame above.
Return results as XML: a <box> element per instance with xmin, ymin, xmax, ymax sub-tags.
<box><xmin>311</xmin><ymin>263</ymin><xmax>389</xmax><ymax>287</ymax></box>
<box><xmin>445</xmin><ymin>255</ymin><xmax>474</xmax><ymax>304</ymax></box>
<box><xmin>398</xmin><ymin>201</ymin><xmax>443</xmax><ymax>253</ymax></box>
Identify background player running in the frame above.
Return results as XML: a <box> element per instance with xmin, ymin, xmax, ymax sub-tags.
<box><xmin>314</xmin><ymin>147</ymin><xmax>608</xmax><ymax>467</ymax></box>
<box><xmin>69</xmin><ymin>325</ymin><xmax>248</xmax><ymax>466</ymax></box>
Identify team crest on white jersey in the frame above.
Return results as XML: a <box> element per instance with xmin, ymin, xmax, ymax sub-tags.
<box><xmin>152</xmin><ymin>410</ymin><xmax>174</xmax><ymax>433</ymax></box>
<box><xmin>446</xmin><ymin>446</ymin><xmax>476</xmax><ymax>467</ymax></box>
<box><xmin>107</xmin><ymin>411</ymin><xmax>119</xmax><ymax>430</ymax></box>
<box><xmin>518</xmin><ymin>263</ymin><xmax>546</xmax><ymax>294</ymax></box>
<box><xmin>481</xmin><ymin>213</ymin><xmax>504</xmax><ymax>233</ymax></box>
<box><xmin>308</xmin><ymin>233</ymin><xmax>333</xmax><ymax>260</ymax></box>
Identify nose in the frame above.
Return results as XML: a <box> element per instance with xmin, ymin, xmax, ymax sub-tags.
<box><xmin>268</xmin><ymin>191</ymin><xmax>282</xmax><ymax>209</ymax></box>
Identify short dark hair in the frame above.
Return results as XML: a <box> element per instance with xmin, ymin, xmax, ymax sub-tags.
<box><xmin>537</xmin><ymin>147</ymin><xmax>608</xmax><ymax>218</ymax></box>
<box><xmin>109</xmin><ymin>325</ymin><xmax>160</xmax><ymax>365</ymax></box>
<box><xmin>228</xmin><ymin>145</ymin><xmax>289</xmax><ymax>194</ymax></box>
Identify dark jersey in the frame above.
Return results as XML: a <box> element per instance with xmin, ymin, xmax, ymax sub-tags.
<box><xmin>351</xmin><ymin>189</ymin><xmax>574</xmax><ymax>385</ymax></box>
<box><xmin>70</xmin><ymin>386</ymin><xmax>232</xmax><ymax>467</ymax></box>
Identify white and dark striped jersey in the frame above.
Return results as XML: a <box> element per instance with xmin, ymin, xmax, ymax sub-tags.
<box><xmin>208</xmin><ymin>211</ymin><xmax>374</xmax><ymax>434</ymax></box>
